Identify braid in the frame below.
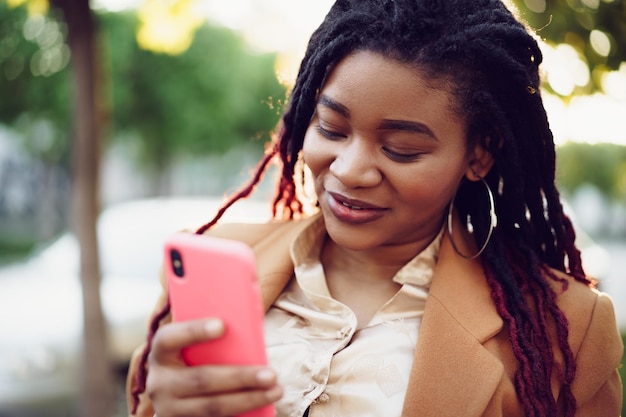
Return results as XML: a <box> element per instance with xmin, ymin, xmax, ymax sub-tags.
<box><xmin>130</xmin><ymin>300</ymin><xmax>171</xmax><ymax>414</ymax></box>
<box><xmin>195</xmin><ymin>143</ymin><xmax>281</xmax><ymax>234</ymax></box>
<box><xmin>414</xmin><ymin>2</ymin><xmax>588</xmax><ymax>414</ymax></box>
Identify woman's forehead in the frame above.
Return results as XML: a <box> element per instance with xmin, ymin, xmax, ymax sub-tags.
<box><xmin>315</xmin><ymin>51</ymin><xmax>468</xmax><ymax>141</ymax></box>
<box><xmin>320</xmin><ymin>51</ymin><xmax>458</xmax><ymax>110</ymax></box>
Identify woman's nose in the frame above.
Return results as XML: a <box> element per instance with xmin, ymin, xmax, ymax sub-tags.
<box><xmin>329</xmin><ymin>139</ymin><xmax>382</xmax><ymax>188</ymax></box>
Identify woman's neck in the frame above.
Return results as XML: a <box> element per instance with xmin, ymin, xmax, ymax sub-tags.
<box><xmin>320</xmin><ymin>234</ymin><xmax>436</xmax><ymax>328</ymax></box>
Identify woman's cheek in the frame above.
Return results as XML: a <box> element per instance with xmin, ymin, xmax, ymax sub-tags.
<box><xmin>302</xmin><ymin>129</ymin><xmax>323</xmax><ymax>172</ymax></box>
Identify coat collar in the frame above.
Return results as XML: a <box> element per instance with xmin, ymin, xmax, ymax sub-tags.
<box><xmin>254</xmin><ymin>213</ymin><xmax>503</xmax><ymax>340</ymax></box>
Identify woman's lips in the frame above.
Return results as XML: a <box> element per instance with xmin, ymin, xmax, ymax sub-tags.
<box><xmin>326</xmin><ymin>192</ymin><xmax>387</xmax><ymax>224</ymax></box>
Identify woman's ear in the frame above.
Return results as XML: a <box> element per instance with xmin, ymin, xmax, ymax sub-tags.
<box><xmin>465</xmin><ymin>138</ymin><xmax>494</xmax><ymax>181</ymax></box>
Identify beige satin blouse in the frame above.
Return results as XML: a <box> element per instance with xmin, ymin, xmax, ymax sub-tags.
<box><xmin>264</xmin><ymin>216</ymin><xmax>443</xmax><ymax>417</ymax></box>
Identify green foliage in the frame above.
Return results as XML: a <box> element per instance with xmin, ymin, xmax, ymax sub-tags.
<box><xmin>0</xmin><ymin>5</ymin><xmax>286</xmax><ymax>175</ymax></box>
<box><xmin>98</xmin><ymin>11</ymin><xmax>286</xmax><ymax>173</ymax></box>
<box><xmin>0</xmin><ymin>2</ymin><xmax>72</xmax><ymax>165</ymax></box>
<box><xmin>512</xmin><ymin>0</ymin><xmax>626</xmax><ymax>93</ymax></box>
<box><xmin>556</xmin><ymin>142</ymin><xmax>626</xmax><ymax>200</ymax></box>
<box><xmin>0</xmin><ymin>235</ymin><xmax>36</xmax><ymax>264</ymax></box>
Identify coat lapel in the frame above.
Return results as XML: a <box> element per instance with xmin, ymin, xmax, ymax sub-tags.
<box><xmin>252</xmin><ymin>214</ymin><xmax>320</xmax><ymax>310</ymax></box>
<box><xmin>401</xmin><ymin>227</ymin><xmax>505</xmax><ymax>417</ymax></box>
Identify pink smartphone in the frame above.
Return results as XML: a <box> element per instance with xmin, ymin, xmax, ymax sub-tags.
<box><xmin>164</xmin><ymin>232</ymin><xmax>274</xmax><ymax>417</ymax></box>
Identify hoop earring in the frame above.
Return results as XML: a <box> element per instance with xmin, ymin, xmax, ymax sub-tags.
<box><xmin>447</xmin><ymin>175</ymin><xmax>497</xmax><ymax>260</ymax></box>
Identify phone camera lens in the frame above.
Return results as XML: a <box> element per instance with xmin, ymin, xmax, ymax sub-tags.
<box><xmin>170</xmin><ymin>249</ymin><xmax>185</xmax><ymax>277</ymax></box>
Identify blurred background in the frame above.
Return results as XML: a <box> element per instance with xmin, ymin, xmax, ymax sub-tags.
<box><xmin>0</xmin><ymin>0</ymin><xmax>624</xmax><ymax>416</ymax></box>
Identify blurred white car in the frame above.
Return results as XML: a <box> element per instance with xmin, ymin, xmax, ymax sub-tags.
<box><xmin>0</xmin><ymin>197</ymin><xmax>271</xmax><ymax>416</ymax></box>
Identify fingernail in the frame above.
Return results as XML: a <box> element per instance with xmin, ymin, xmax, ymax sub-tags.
<box><xmin>256</xmin><ymin>369</ymin><xmax>276</xmax><ymax>384</ymax></box>
<box><xmin>265</xmin><ymin>385</ymin><xmax>283</xmax><ymax>402</ymax></box>
<box><xmin>204</xmin><ymin>319</ymin><xmax>224</xmax><ymax>335</ymax></box>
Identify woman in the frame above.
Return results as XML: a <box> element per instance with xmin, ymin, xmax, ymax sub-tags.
<box><xmin>127</xmin><ymin>0</ymin><xmax>623</xmax><ymax>416</ymax></box>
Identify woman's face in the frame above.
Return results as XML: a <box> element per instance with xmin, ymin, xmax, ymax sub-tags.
<box><xmin>303</xmin><ymin>50</ymin><xmax>484</xmax><ymax>252</ymax></box>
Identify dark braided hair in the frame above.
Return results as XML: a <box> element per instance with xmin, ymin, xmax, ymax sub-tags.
<box><xmin>131</xmin><ymin>1</ymin><xmax>593</xmax><ymax>415</ymax></box>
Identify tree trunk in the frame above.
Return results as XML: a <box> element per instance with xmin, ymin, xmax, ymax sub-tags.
<box><xmin>49</xmin><ymin>1</ymin><xmax>115</xmax><ymax>416</ymax></box>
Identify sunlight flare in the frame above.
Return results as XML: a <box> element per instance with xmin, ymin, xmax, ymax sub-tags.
<box><xmin>136</xmin><ymin>0</ymin><xmax>204</xmax><ymax>55</ymax></box>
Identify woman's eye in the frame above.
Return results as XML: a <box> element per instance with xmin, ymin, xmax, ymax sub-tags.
<box><xmin>316</xmin><ymin>125</ymin><xmax>346</xmax><ymax>140</ymax></box>
<box><xmin>382</xmin><ymin>147</ymin><xmax>422</xmax><ymax>163</ymax></box>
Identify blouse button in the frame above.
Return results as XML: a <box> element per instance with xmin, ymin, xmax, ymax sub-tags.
<box><xmin>338</xmin><ymin>326</ymin><xmax>352</xmax><ymax>338</ymax></box>
<box><xmin>312</xmin><ymin>392</ymin><xmax>330</xmax><ymax>404</ymax></box>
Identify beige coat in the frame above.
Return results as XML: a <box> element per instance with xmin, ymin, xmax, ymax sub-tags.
<box><xmin>127</xmin><ymin>215</ymin><xmax>623</xmax><ymax>417</ymax></box>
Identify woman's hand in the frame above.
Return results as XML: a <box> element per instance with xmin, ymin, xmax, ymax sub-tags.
<box><xmin>146</xmin><ymin>318</ymin><xmax>283</xmax><ymax>417</ymax></box>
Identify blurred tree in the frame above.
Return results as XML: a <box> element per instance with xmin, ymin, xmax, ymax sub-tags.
<box><xmin>512</xmin><ymin>0</ymin><xmax>626</xmax><ymax>95</ymax></box>
<box><xmin>0</xmin><ymin>3</ymin><xmax>70</xmax><ymax>145</ymax></box>
<box><xmin>0</xmin><ymin>3</ymin><xmax>71</xmax><ymax>239</ymax></box>
<box><xmin>1</xmin><ymin>5</ymin><xmax>286</xmax><ymax>196</ymax></box>
<box><xmin>556</xmin><ymin>142</ymin><xmax>626</xmax><ymax>200</ymax></box>
<box><xmin>98</xmin><ymin>10</ymin><xmax>285</xmax><ymax>194</ymax></box>
<box><xmin>45</xmin><ymin>0</ymin><xmax>116</xmax><ymax>416</ymax></box>
<box><xmin>2</xmin><ymin>1</ymin><xmax>115</xmax><ymax>417</ymax></box>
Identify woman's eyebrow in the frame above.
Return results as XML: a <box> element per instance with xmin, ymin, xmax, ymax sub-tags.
<box><xmin>318</xmin><ymin>94</ymin><xmax>350</xmax><ymax>118</ymax></box>
<box><xmin>378</xmin><ymin>119</ymin><xmax>438</xmax><ymax>141</ymax></box>
<box><xmin>317</xmin><ymin>94</ymin><xmax>438</xmax><ymax>141</ymax></box>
